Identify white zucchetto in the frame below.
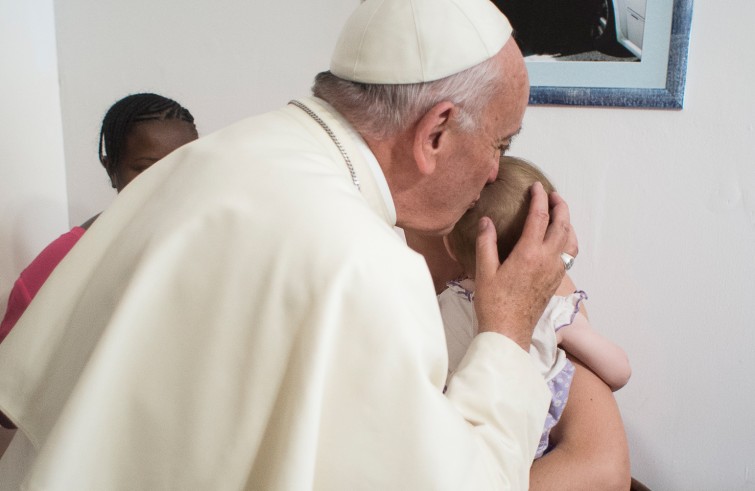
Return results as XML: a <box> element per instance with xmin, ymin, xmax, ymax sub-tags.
<box><xmin>330</xmin><ymin>0</ymin><xmax>513</xmax><ymax>84</ymax></box>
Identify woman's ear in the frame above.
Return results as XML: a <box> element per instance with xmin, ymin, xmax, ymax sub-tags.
<box><xmin>101</xmin><ymin>156</ymin><xmax>118</xmax><ymax>189</ymax></box>
<box><xmin>412</xmin><ymin>101</ymin><xmax>456</xmax><ymax>176</ymax></box>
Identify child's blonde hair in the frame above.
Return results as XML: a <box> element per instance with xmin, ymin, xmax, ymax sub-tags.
<box><xmin>447</xmin><ymin>156</ymin><xmax>556</xmax><ymax>275</ymax></box>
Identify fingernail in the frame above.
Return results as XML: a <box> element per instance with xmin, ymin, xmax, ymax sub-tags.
<box><xmin>479</xmin><ymin>217</ymin><xmax>488</xmax><ymax>232</ymax></box>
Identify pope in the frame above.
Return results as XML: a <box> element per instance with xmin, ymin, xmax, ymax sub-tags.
<box><xmin>0</xmin><ymin>0</ymin><xmax>578</xmax><ymax>489</ymax></box>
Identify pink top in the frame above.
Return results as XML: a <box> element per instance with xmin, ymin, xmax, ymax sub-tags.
<box><xmin>0</xmin><ymin>226</ymin><xmax>86</xmax><ymax>343</ymax></box>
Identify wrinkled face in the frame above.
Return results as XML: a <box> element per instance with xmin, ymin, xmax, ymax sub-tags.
<box><xmin>422</xmin><ymin>40</ymin><xmax>529</xmax><ymax>235</ymax></box>
<box><xmin>112</xmin><ymin>119</ymin><xmax>198</xmax><ymax>192</ymax></box>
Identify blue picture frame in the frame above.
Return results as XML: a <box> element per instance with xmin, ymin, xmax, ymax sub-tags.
<box><xmin>526</xmin><ymin>0</ymin><xmax>693</xmax><ymax>109</ymax></box>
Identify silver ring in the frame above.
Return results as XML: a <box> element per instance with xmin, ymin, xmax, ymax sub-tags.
<box><xmin>560</xmin><ymin>252</ymin><xmax>575</xmax><ymax>271</ymax></box>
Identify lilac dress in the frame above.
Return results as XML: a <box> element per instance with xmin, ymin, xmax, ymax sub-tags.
<box><xmin>438</xmin><ymin>278</ymin><xmax>587</xmax><ymax>458</ymax></box>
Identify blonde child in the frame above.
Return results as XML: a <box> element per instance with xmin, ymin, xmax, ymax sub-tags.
<box><xmin>440</xmin><ymin>156</ymin><xmax>631</xmax><ymax>458</ymax></box>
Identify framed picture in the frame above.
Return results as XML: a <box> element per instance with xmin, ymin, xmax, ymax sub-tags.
<box><xmin>493</xmin><ymin>0</ymin><xmax>693</xmax><ymax>108</ymax></box>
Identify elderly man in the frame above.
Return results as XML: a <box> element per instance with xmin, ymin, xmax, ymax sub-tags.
<box><xmin>0</xmin><ymin>0</ymin><xmax>604</xmax><ymax>489</ymax></box>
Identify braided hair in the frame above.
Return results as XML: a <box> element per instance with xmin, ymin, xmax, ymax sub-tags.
<box><xmin>98</xmin><ymin>93</ymin><xmax>196</xmax><ymax>186</ymax></box>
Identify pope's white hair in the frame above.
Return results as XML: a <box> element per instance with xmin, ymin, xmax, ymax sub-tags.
<box><xmin>312</xmin><ymin>54</ymin><xmax>503</xmax><ymax>140</ymax></box>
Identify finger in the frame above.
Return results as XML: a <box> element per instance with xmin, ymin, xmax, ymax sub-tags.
<box><xmin>543</xmin><ymin>191</ymin><xmax>573</xmax><ymax>254</ymax></box>
<box><xmin>549</xmin><ymin>193</ymin><xmax>578</xmax><ymax>256</ymax></box>
<box><xmin>518</xmin><ymin>182</ymin><xmax>550</xmax><ymax>246</ymax></box>
<box><xmin>548</xmin><ymin>189</ymin><xmax>566</xmax><ymax>210</ymax></box>
<box><xmin>474</xmin><ymin>217</ymin><xmax>500</xmax><ymax>282</ymax></box>
<box><xmin>563</xmin><ymin>221</ymin><xmax>579</xmax><ymax>258</ymax></box>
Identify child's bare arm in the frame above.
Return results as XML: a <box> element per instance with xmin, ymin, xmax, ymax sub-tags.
<box><xmin>558</xmin><ymin>314</ymin><xmax>631</xmax><ymax>391</ymax></box>
<box><xmin>555</xmin><ymin>275</ymin><xmax>631</xmax><ymax>391</ymax></box>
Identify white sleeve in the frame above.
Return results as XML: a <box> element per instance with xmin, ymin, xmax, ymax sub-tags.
<box><xmin>313</xmin><ymin>240</ymin><xmax>552</xmax><ymax>490</ymax></box>
<box><xmin>0</xmin><ymin>204</ymin><xmax>551</xmax><ymax>491</ymax></box>
<box><xmin>445</xmin><ymin>333</ymin><xmax>552</xmax><ymax>489</ymax></box>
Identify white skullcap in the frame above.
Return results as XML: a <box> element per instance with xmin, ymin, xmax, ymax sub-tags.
<box><xmin>330</xmin><ymin>0</ymin><xmax>512</xmax><ymax>84</ymax></box>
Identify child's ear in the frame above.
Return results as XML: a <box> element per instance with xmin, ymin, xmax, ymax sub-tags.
<box><xmin>412</xmin><ymin>101</ymin><xmax>456</xmax><ymax>176</ymax></box>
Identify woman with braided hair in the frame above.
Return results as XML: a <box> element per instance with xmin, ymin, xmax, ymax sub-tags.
<box><xmin>0</xmin><ymin>93</ymin><xmax>198</xmax><ymax>343</ymax></box>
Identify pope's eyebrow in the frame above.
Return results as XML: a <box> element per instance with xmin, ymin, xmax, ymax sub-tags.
<box><xmin>502</xmin><ymin>127</ymin><xmax>522</xmax><ymax>143</ymax></box>
<box><xmin>495</xmin><ymin>128</ymin><xmax>521</xmax><ymax>150</ymax></box>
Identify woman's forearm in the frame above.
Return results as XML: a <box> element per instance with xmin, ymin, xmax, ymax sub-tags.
<box><xmin>530</xmin><ymin>357</ymin><xmax>631</xmax><ymax>491</ymax></box>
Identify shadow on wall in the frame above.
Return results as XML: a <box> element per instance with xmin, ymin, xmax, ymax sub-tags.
<box><xmin>624</xmin><ymin>417</ymin><xmax>661</xmax><ymax>491</ymax></box>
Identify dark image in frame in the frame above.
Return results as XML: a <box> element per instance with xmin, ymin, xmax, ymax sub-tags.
<box><xmin>493</xmin><ymin>0</ymin><xmax>693</xmax><ymax>108</ymax></box>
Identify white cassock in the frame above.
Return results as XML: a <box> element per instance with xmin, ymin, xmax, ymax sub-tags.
<box><xmin>0</xmin><ymin>97</ymin><xmax>550</xmax><ymax>490</ymax></box>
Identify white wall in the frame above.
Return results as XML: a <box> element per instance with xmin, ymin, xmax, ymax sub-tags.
<box><xmin>55</xmin><ymin>0</ymin><xmax>356</xmax><ymax>226</ymax></box>
<box><xmin>0</xmin><ymin>0</ymin><xmax>68</xmax><ymax>314</ymax></box>
<box><xmin>516</xmin><ymin>2</ymin><xmax>755</xmax><ymax>487</ymax></box>
<box><xmin>3</xmin><ymin>0</ymin><xmax>754</xmax><ymax>489</ymax></box>
<box><xmin>0</xmin><ymin>0</ymin><xmax>68</xmax><ymax>455</ymax></box>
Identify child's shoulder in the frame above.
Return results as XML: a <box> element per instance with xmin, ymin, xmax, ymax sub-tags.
<box><xmin>442</xmin><ymin>278</ymin><xmax>476</xmax><ymax>303</ymax></box>
<box><xmin>549</xmin><ymin>290</ymin><xmax>587</xmax><ymax>332</ymax></box>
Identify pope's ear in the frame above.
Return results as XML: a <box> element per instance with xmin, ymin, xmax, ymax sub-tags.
<box><xmin>412</xmin><ymin>101</ymin><xmax>456</xmax><ymax>176</ymax></box>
